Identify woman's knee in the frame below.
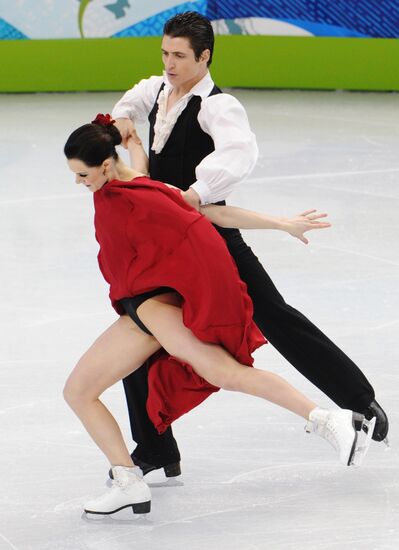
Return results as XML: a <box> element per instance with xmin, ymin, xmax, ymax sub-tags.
<box><xmin>63</xmin><ymin>379</ymin><xmax>83</xmax><ymax>409</ymax></box>
<box><xmin>192</xmin><ymin>361</ymin><xmax>245</xmax><ymax>392</ymax></box>
<box><xmin>215</xmin><ymin>363</ymin><xmax>254</xmax><ymax>392</ymax></box>
<box><xmin>63</xmin><ymin>365</ymin><xmax>96</xmax><ymax>409</ymax></box>
<box><xmin>215</xmin><ymin>371</ymin><xmax>241</xmax><ymax>392</ymax></box>
<box><xmin>168</xmin><ymin>341</ymin><xmax>248</xmax><ymax>391</ymax></box>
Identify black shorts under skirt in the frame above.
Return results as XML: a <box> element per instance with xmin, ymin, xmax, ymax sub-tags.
<box><xmin>119</xmin><ymin>287</ymin><xmax>175</xmax><ymax>336</ymax></box>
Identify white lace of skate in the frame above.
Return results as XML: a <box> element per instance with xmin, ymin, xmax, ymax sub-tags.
<box><xmin>109</xmin><ymin>476</ymin><xmax>132</xmax><ymax>495</ymax></box>
<box><xmin>112</xmin><ymin>468</ymin><xmax>141</xmax><ymax>489</ymax></box>
<box><xmin>112</xmin><ymin>477</ymin><xmax>125</xmax><ymax>489</ymax></box>
<box><xmin>305</xmin><ymin>415</ymin><xmax>340</xmax><ymax>451</ymax></box>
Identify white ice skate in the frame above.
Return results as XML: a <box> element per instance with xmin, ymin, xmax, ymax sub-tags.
<box><xmin>84</xmin><ymin>466</ymin><xmax>151</xmax><ymax>515</ymax></box>
<box><xmin>306</xmin><ymin>408</ymin><xmax>376</xmax><ymax>466</ymax></box>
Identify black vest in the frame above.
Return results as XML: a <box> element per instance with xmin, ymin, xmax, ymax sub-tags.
<box><xmin>148</xmin><ymin>83</ymin><xmax>222</xmax><ymax>191</ymax></box>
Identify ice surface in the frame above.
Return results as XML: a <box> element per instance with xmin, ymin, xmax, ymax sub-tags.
<box><xmin>0</xmin><ymin>89</ymin><xmax>398</xmax><ymax>550</ymax></box>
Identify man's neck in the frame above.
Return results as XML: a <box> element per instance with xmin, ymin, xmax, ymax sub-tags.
<box><xmin>169</xmin><ymin>71</ymin><xmax>208</xmax><ymax>99</ymax></box>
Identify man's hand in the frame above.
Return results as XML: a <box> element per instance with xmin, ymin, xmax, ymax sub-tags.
<box><xmin>180</xmin><ymin>187</ymin><xmax>201</xmax><ymax>211</ymax></box>
<box><xmin>114</xmin><ymin>118</ymin><xmax>142</xmax><ymax>149</ymax></box>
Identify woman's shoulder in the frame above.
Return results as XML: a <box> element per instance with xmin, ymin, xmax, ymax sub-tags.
<box><xmin>108</xmin><ymin>176</ymin><xmax>179</xmax><ymax>198</ymax></box>
<box><xmin>102</xmin><ymin>177</ymin><xmax>175</xmax><ymax>206</ymax></box>
<box><xmin>107</xmin><ymin>176</ymin><xmax>198</xmax><ymax>216</ymax></box>
<box><xmin>107</xmin><ymin>175</ymin><xmax>158</xmax><ymax>189</ymax></box>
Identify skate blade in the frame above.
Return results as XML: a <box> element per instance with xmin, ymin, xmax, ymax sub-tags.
<box><xmin>350</xmin><ymin>417</ymin><xmax>376</xmax><ymax>467</ymax></box>
<box><xmin>382</xmin><ymin>437</ymin><xmax>391</xmax><ymax>450</ymax></box>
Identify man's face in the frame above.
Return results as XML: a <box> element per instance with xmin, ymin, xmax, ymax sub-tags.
<box><xmin>161</xmin><ymin>35</ymin><xmax>209</xmax><ymax>89</ymax></box>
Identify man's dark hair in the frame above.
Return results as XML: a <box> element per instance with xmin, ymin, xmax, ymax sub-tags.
<box><xmin>163</xmin><ymin>11</ymin><xmax>214</xmax><ymax>66</ymax></box>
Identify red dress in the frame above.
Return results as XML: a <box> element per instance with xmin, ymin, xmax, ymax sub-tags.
<box><xmin>94</xmin><ymin>176</ymin><xmax>265</xmax><ymax>433</ymax></box>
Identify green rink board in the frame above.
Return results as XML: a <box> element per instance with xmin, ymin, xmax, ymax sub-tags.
<box><xmin>2</xmin><ymin>35</ymin><xmax>399</xmax><ymax>92</ymax></box>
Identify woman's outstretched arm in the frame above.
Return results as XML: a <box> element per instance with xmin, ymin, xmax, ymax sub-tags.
<box><xmin>127</xmin><ymin>135</ymin><xmax>149</xmax><ymax>175</ymax></box>
<box><xmin>200</xmin><ymin>205</ymin><xmax>331</xmax><ymax>244</ymax></box>
<box><xmin>124</xmin><ymin>137</ymin><xmax>330</xmax><ymax>244</ymax></box>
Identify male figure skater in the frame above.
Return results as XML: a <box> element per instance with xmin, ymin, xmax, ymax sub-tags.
<box><xmin>112</xmin><ymin>11</ymin><xmax>388</xmax><ymax>477</ymax></box>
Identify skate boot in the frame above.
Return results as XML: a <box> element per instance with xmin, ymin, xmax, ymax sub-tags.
<box><xmin>306</xmin><ymin>408</ymin><xmax>376</xmax><ymax>466</ymax></box>
<box><xmin>131</xmin><ymin>455</ymin><xmax>182</xmax><ymax>477</ymax></box>
<box><xmin>363</xmin><ymin>400</ymin><xmax>390</xmax><ymax>446</ymax></box>
<box><xmin>109</xmin><ymin>455</ymin><xmax>181</xmax><ymax>480</ymax></box>
<box><xmin>84</xmin><ymin>466</ymin><xmax>151</xmax><ymax>515</ymax></box>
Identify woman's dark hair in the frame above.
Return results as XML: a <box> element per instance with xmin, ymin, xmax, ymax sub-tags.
<box><xmin>64</xmin><ymin>122</ymin><xmax>122</xmax><ymax>167</ymax></box>
<box><xmin>163</xmin><ymin>11</ymin><xmax>214</xmax><ymax>66</ymax></box>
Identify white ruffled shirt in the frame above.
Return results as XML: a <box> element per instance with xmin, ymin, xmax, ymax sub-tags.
<box><xmin>112</xmin><ymin>72</ymin><xmax>258</xmax><ymax>205</ymax></box>
<box><xmin>150</xmin><ymin>84</ymin><xmax>192</xmax><ymax>155</ymax></box>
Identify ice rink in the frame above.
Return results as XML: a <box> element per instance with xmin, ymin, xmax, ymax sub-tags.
<box><xmin>1</xmin><ymin>89</ymin><xmax>398</xmax><ymax>549</ymax></box>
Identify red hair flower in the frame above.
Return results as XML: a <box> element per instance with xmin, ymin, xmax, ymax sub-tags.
<box><xmin>92</xmin><ymin>113</ymin><xmax>115</xmax><ymax>127</ymax></box>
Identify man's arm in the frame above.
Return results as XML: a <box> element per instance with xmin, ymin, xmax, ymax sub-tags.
<box><xmin>191</xmin><ymin>93</ymin><xmax>258</xmax><ymax>205</ymax></box>
<box><xmin>112</xmin><ymin>75</ymin><xmax>163</xmax><ymax>147</ymax></box>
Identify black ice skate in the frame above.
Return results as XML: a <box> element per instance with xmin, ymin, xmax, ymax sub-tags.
<box><xmin>363</xmin><ymin>399</ymin><xmax>390</xmax><ymax>447</ymax></box>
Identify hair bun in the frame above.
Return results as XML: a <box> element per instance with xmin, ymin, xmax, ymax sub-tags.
<box><xmin>107</xmin><ymin>124</ymin><xmax>122</xmax><ymax>147</ymax></box>
<box><xmin>91</xmin><ymin>113</ymin><xmax>122</xmax><ymax>147</ymax></box>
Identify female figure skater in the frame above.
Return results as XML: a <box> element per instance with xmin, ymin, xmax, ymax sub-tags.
<box><xmin>63</xmin><ymin>114</ymin><xmax>374</xmax><ymax>516</ymax></box>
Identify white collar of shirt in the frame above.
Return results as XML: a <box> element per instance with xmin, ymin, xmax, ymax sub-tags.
<box><xmin>151</xmin><ymin>72</ymin><xmax>215</xmax><ymax>154</ymax></box>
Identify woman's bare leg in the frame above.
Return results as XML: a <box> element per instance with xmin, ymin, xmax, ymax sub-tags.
<box><xmin>65</xmin><ymin>291</ymin><xmax>314</xmax><ymax>469</ymax></box>
<box><xmin>138</xmin><ymin>299</ymin><xmax>317</xmax><ymax>419</ymax></box>
<box><xmin>63</xmin><ymin>315</ymin><xmax>161</xmax><ymax>466</ymax></box>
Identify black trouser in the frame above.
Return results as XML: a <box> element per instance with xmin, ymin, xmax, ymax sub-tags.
<box><xmin>123</xmin><ymin>227</ymin><xmax>374</xmax><ymax>464</ymax></box>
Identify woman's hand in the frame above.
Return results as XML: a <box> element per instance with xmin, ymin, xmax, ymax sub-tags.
<box><xmin>284</xmin><ymin>209</ymin><xmax>331</xmax><ymax>244</ymax></box>
<box><xmin>114</xmin><ymin>118</ymin><xmax>142</xmax><ymax>149</ymax></box>
<box><xmin>180</xmin><ymin>188</ymin><xmax>200</xmax><ymax>211</ymax></box>
<box><xmin>126</xmin><ymin>134</ymin><xmax>143</xmax><ymax>148</ymax></box>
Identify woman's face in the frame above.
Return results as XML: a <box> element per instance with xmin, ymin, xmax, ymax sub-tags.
<box><xmin>67</xmin><ymin>158</ymin><xmax>108</xmax><ymax>192</ymax></box>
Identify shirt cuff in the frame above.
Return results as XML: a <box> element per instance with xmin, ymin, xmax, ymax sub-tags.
<box><xmin>111</xmin><ymin>107</ymin><xmax>132</xmax><ymax>120</ymax></box>
<box><xmin>191</xmin><ymin>180</ymin><xmax>211</xmax><ymax>205</ymax></box>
